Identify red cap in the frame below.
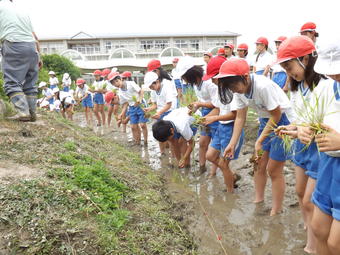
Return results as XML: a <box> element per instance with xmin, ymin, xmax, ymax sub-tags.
<box><xmin>202</xmin><ymin>56</ymin><xmax>226</xmax><ymax>81</ymax></box>
<box><xmin>108</xmin><ymin>71</ymin><xmax>120</xmax><ymax>81</ymax></box>
<box><xmin>93</xmin><ymin>70</ymin><xmax>102</xmax><ymax>76</ymax></box>
<box><xmin>214</xmin><ymin>58</ymin><xmax>250</xmax><ymax>79</ymax></box>
<box><xmin>255</xmin><ymin>37</ymin><xmax>269</xmax><ymax>46</ymax></box>
<box><xmin>300</xmin><ymin>22</ymin><xmax>317</xmax><ymax>33</ymax></box>
<box><xmin>237</xmin><ymin>43</ymin><xmax>248</xmax><ymax>51</ymax></box>
<box><xmin>172</xmin><ymin>58</ymin><xmax>179</xmax><ymax>63</ymax></box>
<box><xmin>76</xmin><ymin>78</ymin><xmax>85</xmax><ymax>85</ymax></box>
<box><xmin>101</xmin><ymin>68</ymin><xmax>111</xmax><ymax>77</ymax></box>
<box><xmin>217</xmin><ymin>48</ymin><xmax>225</xmax><ymax>55</ymax></box>
<box><xmin>147</xmin><ymin>59</ymin><xmax>161</xmax><ymax>72</ymax></box>
<box><xmin>275</xmin><ymin>36</ymin><xmax>287</xmax><ymax>42</ymax></box>
<box><xmin>203</xmin><ymin>52</ymin><xmax>213</xmax><ymax>57</ymax></box>
<box><xmin>105</xmin><ymin>91</ymin><xmax>115</xmax><ymax>104</ymax></box>
<box><xmin>275</xmin><ymin>36</ymin><xmax>315</xmax><ymax>64</ymax></box>
<box><xmin>224</xmin><ymin>43</ymin><xmax>234</xmax><ymax>50</ymax></box>
<box><xmin>121</xmin><ymin>71</ymin><xmax>132</xmax><ymax>78</ymax></box>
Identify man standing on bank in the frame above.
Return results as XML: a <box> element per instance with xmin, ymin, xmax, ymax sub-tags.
<box><xmin>0</xmin><ymin>0</ymin><xmax>42</xmax><ymax>121</ymax></box>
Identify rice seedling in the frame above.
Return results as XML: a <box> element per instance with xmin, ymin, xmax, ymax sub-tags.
<box><xmin>102</xmin><ymin>83</ymin><xmax>107</xmax><ymax>90</ymax></box>
<box><xmin>180</xmin><ymin>87</ymin><xmax>197</xmax><ymax>108</ymax></box>
<box><xmin>144</xmin><ymin>109</ymin><xmax>157</xmax><ymax>119</ymax></box>
<box><xmin>191</xmin><ymin>113</ymin><xmax>205</xmax><ymax>128</ymax></box>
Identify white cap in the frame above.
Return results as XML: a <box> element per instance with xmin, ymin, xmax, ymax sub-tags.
<box><xmin>48</xmin><ymin>71</ymin><xmax>56</xmax><ymax>75</ymax></box>
<box><xmin>175</xmin><ymin>56</ymin><xmax>195</xmax><ymax>78</ymax></box>
<box><xmin>314</xmin><ymin>37</ymin><xmax>340</xmax><ymax>75</ymax></box>
<box><xmin>144</xmin><ymin>71</ymin><xmax>159</xmax><ymax>88</ymax></box>
<box><xmin>52</xmin><ymin>87</ymin><xmax>60</xmax><ymax>94</ymax></box>
<box><xmin>64</xmin><ymin>97</ymin><xmax>75</xmax><ymax>105</ymax></box>
<box><xmin>38</xmin><ymin>81</ymin><xmax>47</xmax><ymax>88</ymax></box>
<box><xmin>63</xmin><ymin>73</ymin><xmax>70</xmax><ymax>79</ymax></box>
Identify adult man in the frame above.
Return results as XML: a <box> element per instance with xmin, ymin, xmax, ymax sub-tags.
<box><xmin>0</xmin><ymin>0</ymin><xmax>42</xmax><ymax>121</ymax></box>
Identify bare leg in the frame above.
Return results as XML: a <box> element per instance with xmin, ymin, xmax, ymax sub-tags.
<box><xmin>328</xmin><ymin>219</ymin><xmax>340</xmax><ymax>255</ymax></box>
<box><xmin>107</xmin><ymin>105</ymin><xmax>113</xmax><ymax>127</ymax></box>
<box><xmin>94</xmin><ymin>104</ymin><xmax>101</xmax><ymax>126</ymax></box>
<box><xmin>267</xmin><ymin>158</ymin><xmax>286</xmax><ymax>216</ymax></box>
<box><xmin>131</xmin><ymin>124</ymin><xmax>141</xmax><ymax>144</ymax></box>
<box><xmin>311</xmin><ymin>206</ymin><xmax>332</xmax><ymax>255</ymax></box>
<box><xmin>303</xmin><ymin>178</ymin><xmax>317</xmax><ymax>254</ymax></box>
<box><xmin>100</xmin><ymin>105</ymin><xmax>106</xmax><ymax>126</ymax></box>
<box><xmin>253</xmin><ymin>151</ymin><xmax>269</xmax><ymax>203</ymax></box>
<box><xmin>140</xmin><ymin>123</ymin><xmax>148</xmax><ymax>144</ymax></box>
<box><xmin>295</xmin><ymin>166</ymin><xmax>309</xmax><ymax>228</ymax></box>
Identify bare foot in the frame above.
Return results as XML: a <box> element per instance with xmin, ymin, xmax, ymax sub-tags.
<box><xmin>303</xmin><ymin>246</ymin><xmax>316</xmax><ymax>254</ymax></box>
<box><xmin>253</xmin><ymin>199</ymin><xmax>264</xmax><ymax>204</ymax></box>
<box><xmin>270</xmin><ymin>209</ymin><xmax>283</xmax><ymax>216</ymax></box>
<box><xmin>207</xmin><ymin>173</ymin><xmax>216</xmax><ymax>179</ymax></box>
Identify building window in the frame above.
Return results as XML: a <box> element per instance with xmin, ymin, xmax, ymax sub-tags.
<box><xmin>105</xmin><ymin>41</ymin><xmax>112</xmax><ymax>53</ymax></box>
<box><xmin>155</xmin><ymin>39</ymin><xmax>169</xmax><ymax>49</ymax></box>
<box><xmin>207</xmin><ymin>38</ymin><xmax>233</xmax><ymax>48</ymax></box>
<box><xmin>159</xmin><ymin>47</ymin><xmax>184</xmax><ymax>58</ymax></box>
<box><xmin>110</xmin><ymin>49</ymin><xmax>135</xmax><ymax>59</ymax></box>
<box><xmin>140</xmin><ymin>40</ymin><xmax>154</xmax><ymax>50</ymax></box>
<box><xmin>189</xmin><ymin>39</ymin><xmax>200</xmax><ymax>50</ymax></box>
<box><xmin>175</xmin><ymin>39</ymin><xmax>188</xmax><ymax>49</ymax></box>
<box><xmin>70</xmin><ymin>43</ymin><xmax>100</xmax><ymax>55</ymax></box>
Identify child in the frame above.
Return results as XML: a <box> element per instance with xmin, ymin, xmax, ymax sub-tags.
<box><xmin>272</xmin><ymin>36</ymin><xmax>289</xmax><ymax>91</ymax></box>
<box><xmin>296</xmin><ymin>38</ymin><xmax>340</xmax><ymax>255</ymax></box>
<box><xmin>48</xmin><ymin>71</ymin><xmax>59</xmax><ymax>89</ymax></box>
<box><xmin>152</xmin><ymin>107</ymin><xmax>197</xmax><ymax>168</ymax></box>
<box><xmin>102</xmin><ymin>68</ymin><xmax>116</xmax><ymax>127</ymax></box>
<box><xmin>224</xmin><ymin>43</ymin><xmax>236</xmax><ymax>59</ymax></box>
<box><xmin>75</xmin><ymin>78</ymin><xmax>93</xmax><ymax>126</ymax></box>
<box><xmin>62</xmin><ymin>73</ymin><xmax>72</xmax><ymax>92</ymax></box>
<box><xmin>237</xmin><ymin>43</ymin><xmax>249</xmax><ymax>60</ymax></box>
<box><xmin>90</xmin><ymin>70</ymin><xmax>106</xmax><ymax>126</ymax></box>
<box><xmin>203</xmin><ymin>56</ymin><xmax>246</xmax><ymax>192</ymax></box>
<box><xmin>109</xmin><ymin>72</ymin><xmax>148</xmax><ymax>145</ymax></box>
<box><xmin>171</xmin><ymin>58</ymin><xmax>183</xmax><ymax>102</ymax></box>
<box><xmin>39</xmin><ymin>81</ymin><xmax>55</xmax><ymax>111</ymax></box>
<box><xmin>253</xmin><ymin>37</ymin><xmax>273</xmax><ymax>77</ymax></box>
<box><xmin>143</xmin><ymin>71</ymin><xmax>178</xmax><ymax>152</ymax></box>
<box><xmin>300</xmin><ymin>22</ymin><xmax>319</xmax><ymax>44</ymax></box>
<box><xmin>59</xmin><ymin>89</ymin><xmax>76</xmax><ymax>120</ymax></box>
<box><xmin>217</xmin><ymin>58</ymin><xmax>294</xmax><ymax>216</ymax></box>
<box><xmin>176</xmin><ymin>56</ymin><xmax>220</xmax><ymax>174</ymax></box>
<box><xmin>217</xmin><ymin>48</ymin><xmax>226</xmax><ymax>57</ymax></box>
<box><xmin>275</xmin><ymin>35</ymin><xmax>327</xmax><ymax>253</ymax></box>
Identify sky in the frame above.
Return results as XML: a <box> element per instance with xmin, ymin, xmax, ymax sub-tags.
<box><xmin>13</xmin><ymin>0</ymin><xmax>340</xmax><ymax>52</ymax></box>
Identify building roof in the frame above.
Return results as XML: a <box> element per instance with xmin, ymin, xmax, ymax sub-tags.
<box><xmin>39</xmin><ymin>30</ymin><xmax>241</xmax><ymax>41</ymax></box>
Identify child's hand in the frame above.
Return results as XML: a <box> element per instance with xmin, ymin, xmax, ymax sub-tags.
<box><xmin>254</xmin><ymin>139</ymin><xmax>263</xmax><ymax>161</ymax></box>
<box><xmin>152</xmin><ymin>112</ymin><xmax>161</xmax><ymax>119</ymax></box>
<box><xmin>143</xmin><ymin>107</ymin><xmax>150</xmax><ymax>113</ymax></box>
<box><xmin>178</xmin><ymin>157</ymin><xmax>186</xmax><ymax>168</ymax></box>
<box><xmin>223</xmin><ymin>143</ymin><xmax>235</xmax><ymax>159</ymax></box>
<box><xmin>297</xmin><ymin>126</ymin><xmax>314</xmax><ymax>145</ymax></box>
<box><xmin>276</xmin><ymin>125</ymin><xmax>298</xmax><ymax>139</ymax></box>
<box><xmin>203</xmin><ymin>116</ymin><xmax>217</xmax><ymax>125</ymax></box>
<box><xmin>189</xmin><ymin>102</ymin><xmax>199</xmax><ymax>113</ymax></box>
<box><xmin>315</xmin><ymin>124</ymin><xmax>340</xmax><ymax>152</ymax></box>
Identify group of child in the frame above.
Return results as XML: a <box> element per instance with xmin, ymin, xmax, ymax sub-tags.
<box><xmin>34</xmin><ymin>21</ymin><xmax>340</xmax><ymax>254</ymax></box>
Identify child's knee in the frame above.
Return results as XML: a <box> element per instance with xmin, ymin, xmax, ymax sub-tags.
<box><xmin>295</xmin><ymin>184</ymin><xmax>305</xmax><ymax>200</ymax></box>
<box><xmin>311</xmin><ymin>217</ymin><xmax>329</xmax><ymax>241</ymax></box>
<box><xmin>328</xmin><ymin>238</ymin><xmax>340</xmax><ymax>255</ymax></box>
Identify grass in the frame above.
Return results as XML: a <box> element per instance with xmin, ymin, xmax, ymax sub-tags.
<box><xmin>0</xmin><ymin>112</ymin><xmax>197</xmax><ymax>254</ymax></box>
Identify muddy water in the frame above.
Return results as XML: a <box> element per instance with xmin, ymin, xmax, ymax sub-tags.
<box><xmin>73</xmin><ymin>114</ymin><xmax>306</xmax><ymax>255</ymax></box>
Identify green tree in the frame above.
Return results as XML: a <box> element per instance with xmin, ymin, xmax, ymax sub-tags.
<box><xmin>41</xmin><ymin>54</ymin><xmax>81</xmax><ymax>82</ymax></box>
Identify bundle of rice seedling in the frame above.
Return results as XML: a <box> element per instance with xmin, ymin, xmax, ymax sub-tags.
<box><xmin>181</xmin><ymin>87</ymin><xmax>197</xmax><ymax>108</ymax></box>
<box><xmin>102</xmin><ymin>83</ymin><xmax>107</xmax><ymax>90</ymax></box>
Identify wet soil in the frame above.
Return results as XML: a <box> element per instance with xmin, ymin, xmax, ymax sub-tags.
<box><xmin>73</xmin><ymin>114</ymin><xmax>307</xmax><ymax>255</ymax></box>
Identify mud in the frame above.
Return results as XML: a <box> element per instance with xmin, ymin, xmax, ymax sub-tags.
<box><xmin>0</xmin><ymin>161</ymin><xmax>43</xmax><ymax>184</ymax></box>
<box><xmin>73</xmin><ymin>114</ymin><xmax>307</xmax><ymax>255</ymax></box>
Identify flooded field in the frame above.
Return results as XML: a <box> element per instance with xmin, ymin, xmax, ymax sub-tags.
<box><xmin>73</xmin><ymin>113</ymin><xmax>307</xmax><ymax>255</ymax></box>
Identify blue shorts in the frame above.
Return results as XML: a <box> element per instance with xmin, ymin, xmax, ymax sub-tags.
<box><xmin>272</xmin><ymin>72</ymin><xmax>287</xmax><ymax>89</ymax></box>
<box><xmin>292</xmin><ymin>140</ymin><xmax>319</xmax><ymax>179</ymax></box>
<box><xmin>82</xmin><ymin>94</ymin><xmax>93</xmax><ymax>108</ymax></box>
<box><xmin>200</xmin><ymin>107</ymin><xmax>219</xmax><ymax>138</ymax></box>
<box><xmin>312</xmin><ymin>153</ymin><xmax>340</xmax><ymax>220</ymax></box>
<box><xmin>129</xmin><ymin>106</ymin><xmax>148</xmax><ymax>124</ymax></box>
<box><xmin>93</xmin><ymin>93</ymin><xmax>104</xmax><ymax>105</ymax></box>
<box><xmin>255</xmin><ymin>70</ymin><xmax>264</xmax><ymax>75</ymax></box>
<box><xmin>258</xmin><ymin>114</ymin><xmax>290</xmax><ymax>161</ymax></box>
<box><xmin>210</xmin><ymin>122</ymin><xmax>244</xmax><ymax>159</ymax></box>
<box><xmin>174</xmin><ymin>79</ymin><xmax>182</xmax><ymax>90</ymax></box>
<box><xmin>63</xmin><ymin>86</ymin><xmax>70</xmax><ymax>92</ymax></box>
<box><xmin>48</xmin><ymin>97</ymin><xmax>54</xmax><ymax>105</ymax></box>
<box><xmin>182</xmin><ymin>84</ymin><xmax>189</xmax><ymax>94</ymax></box>
<box><xmin>50</xmin><ymin>85</ymin><xmax>57</xmax><ymax>89</ymax></box>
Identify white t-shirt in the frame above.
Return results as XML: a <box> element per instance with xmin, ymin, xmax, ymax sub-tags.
<box><xmin>75</xmin><ymin>84</ymin><xmax>90</xmax><ymax>98</ymax></box>
<box><xmin>42</xmin><ymin>88</ymin><xmax>53</xmax><ymax>98</ymax></box>
<box><xmin>290</xmin><ymin>78</ymin><xmax>328</xmax><ymax>124</ymax></box>
<box><xmin>53</xmin><ymin>99</ymin><xmax>61</xmax><ymax>111</ymax></box>
<box><xmin>151</xmin><ymin>81</ymin><xmax>178</xmax><ymax>111</ymax></box>
<box><xmin>164</xmin><ymin>107</ymin><xmax>195</xmax><ymax>141</ymax></box>
<box><xmin>212</xmin><ymin>96</ymin><xmax>239</xmax><ymax>124</ymax></box>
<box><xmin>62</xmin><ymin>77</ymin><xmax>72</xmax><ymax>87</ymax></box>
<box><xmin>253</xmin><ymin>51</ymin><xmax>274</xmax><ymax>74</ymax></box>
<box><xmin>49</xmin><ymin>77</ymin><xmax>59</xmax><ymax>86</ymax></box>
<box><xmin>234</xmin><ymin>74</ymin><xmax>293</xmax><ymax>121</ymax></box>
<box><xmin>312</xmin><ymin>79</ymin><xmax>340</xmax><ymax>157</ymax></box>
<box><xmin>272</xmin><ymin>63</ymin><xmax>286</xmax><ymax>74</ymax></box>
<box><xmin>194</xmin><ymin>79</ymin><xmax>217</xmax><ymax>103</ymax></box>
<box><xmin>93</xmin><ymin>79</ymin><xmax>106</xmax><ymax>91</ymax></box>
<box><xmin>163</xmin><ymin>79</ymin><xmax>178</xmax><ymax>98</ymax></box>
<box><xmin>118</xmin><ymin>81</ymin><xmax>141</xmax><ymax>106</ymax></box>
